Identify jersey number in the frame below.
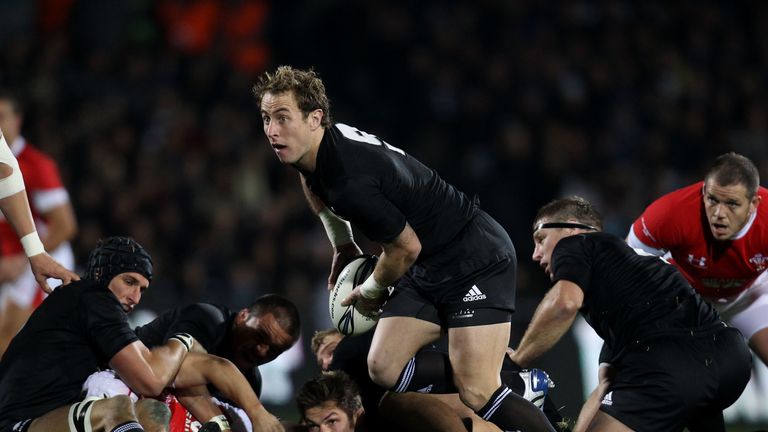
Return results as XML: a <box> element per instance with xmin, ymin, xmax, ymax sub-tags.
<box><xmin>336</xmin><ymin>123</ymin><xmax>405</xmax><ymax>155</ymax></box>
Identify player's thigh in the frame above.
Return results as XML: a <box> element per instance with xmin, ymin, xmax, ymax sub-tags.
<box><xmin>29</xmin><ymin>396</ymin><xmax>136</xmax><ymax>432</ymax></box>
<box><xmin>448</xmin><ymin>321</ymin><xmax>510</xmax><ymax>387</ymax></box>
<box><xmin>25</xmin><ymin>403</ymin><xmax>73</xmax><ymax>432</ymax></box>
<box><xmin>367</xmin><ymin>316</ymin><xmax>441</xmax><ymax>384</ymax></box>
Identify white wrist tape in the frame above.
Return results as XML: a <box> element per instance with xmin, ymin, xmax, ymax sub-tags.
<box><xmin>0</xmin><ymin>134</ymin><xmax>25</xmax><ymax>199</ymax></box>
<box><xmin>208</xmin><ymin>415</ymin><xmax>231</xmax><ymax>431</ymax></box>
<box><xmin>359</xmin><ymin>273</ymin><xmax>387</xmax><ymax>299</ymax></box>
<box><xmin>169</xmin><ymin>333</ymin><xmax>194</xmax><ymax>352</ymax></box>
<box><xmin>318</xmin><ymin>207</ymin><xmax>353</xmax><ymax>247</ymax></box>
<box><xmin>21</xmin><ymin>232</ymin><xmax>45</xmax><ymax>257</ymax></box>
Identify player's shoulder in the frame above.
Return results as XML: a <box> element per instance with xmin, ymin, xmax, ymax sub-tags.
<box><xmin>18</xmin><ymin>142</ymin><xmax>56</xmax><ymax>165</ymax></box>
<box><xmin>655</xmin><ymin>182</ymin><xmax>702</xmax><ymax>206</ymax></box>
<box><xmin>181</xmin><ymin>303</ymin><xmax>230</xmax><ymax>324</ymax></box>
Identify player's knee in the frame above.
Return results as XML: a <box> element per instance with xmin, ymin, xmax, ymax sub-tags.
<box><xmin>367</xmin><ymin>353</ymin><xmax>398</xmax><ymax>389</ymax></box>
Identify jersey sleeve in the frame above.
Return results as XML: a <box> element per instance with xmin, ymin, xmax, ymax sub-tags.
<box><xmin>167</xmin><ymin>303</ymin><xmax>229</xmax><ymax>350</ymax></box>
<box><xmin>628</xmin><ymin>192</ymin><xmax>685</xmax><ymax>255</ymax></box>
<box><xmin>333</xmin><ymin>178</ymin><xmax>407</xmax><ymax>244</ymax></box>
<box><xmin>551</xmin><ymin>235</ymin><xmax>592</xmax><ymax>293</ymax></box>
<box><xmin>26</xmin><ymin>156</ymin><xmax>69</xmax><ymax>213</ymax></box>
<box><xmin>80</xmin><ymin>291</ymin><xmax>138</xmax><ymax>362</ymax></box>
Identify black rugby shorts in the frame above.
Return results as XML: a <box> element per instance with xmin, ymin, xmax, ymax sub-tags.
<box><xmin>599</xmin><ymin>324</ymin><xmax>751</xmax><ymax>431</ymax></box>
<box><xmin>382</xmin><ymin>210</ymin><xmax>516</xmax><ymax>328</ymax></box>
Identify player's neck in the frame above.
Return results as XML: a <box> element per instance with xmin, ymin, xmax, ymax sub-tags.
<box><xmin>294</xmin><ymin>127</ymin><xmax>325</xmax><ymax>173</ymax></box>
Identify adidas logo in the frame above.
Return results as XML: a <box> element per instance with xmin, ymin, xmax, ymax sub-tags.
<box><xmin>601</xmin><ymin>391</ymin><xmax>613</xmax><ymax>406</ymax></box>
<box><xmin>463</xmin><ymin>285</ymin><xmax>487</xmax><ymax>302</ymax></box>
<box><xmin>416</xmin><ymin>384</ymin><xmax>433</xmax><ymax>393</ymax></box>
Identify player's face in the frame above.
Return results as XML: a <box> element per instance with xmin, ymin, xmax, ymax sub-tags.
<box><xmin>232</xmin><ymin>311</ymin><xmax>295</xmax><ymax>369</ymax></box>
<box><xmin>532</xmin><ymin>220</ymin><xmax>572</xmax><ymax>280</ymax></box>
<box><xmin>0</xmin><ymin>100</ymin><xmax>22</xmax><ymax>144</ymax></box>
<box><xmin>703</xmin><ymin>179</ymin><xmax>760</xmax><ymax>240</ymax></box>
<box><xmin>107</xmin><ymin>272</ymin><xmax>149</xmax><ymax>313</ymax></box>
<box><xmin>316</xmin><ymin>333</ymin><xmax>344</xmax><ymax>371</ymax></box>
<box><xmin>260</xmin><ymin>91</ymin><xmax>322</xmax><ymax>169</ymax></box>
<box><xmin>303</xmin><ymin>402</ymin><xmax>358</xmax><ymax>432</ymax></box>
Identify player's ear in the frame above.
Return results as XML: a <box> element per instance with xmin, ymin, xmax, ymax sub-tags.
<box><xmin>352</xmin><ymin>407</ymin><xmax>364</xmax><ymax>426</ymax></box>
<box><xmin>308</xmin><ymin>109</ymin><xmax>323</xmax><ymax>129</ymax></box>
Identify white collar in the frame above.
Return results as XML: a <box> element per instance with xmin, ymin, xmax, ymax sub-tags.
<box><xmin>10</xmin><ymin>136</ymin><xmax>26</xmax><ymax>157</ymax></box>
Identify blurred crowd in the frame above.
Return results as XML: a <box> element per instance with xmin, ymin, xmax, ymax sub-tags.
<box><xmin>2</xmin><ymin>0</ymin><xmax>768</xmax><ymax>417</ymax></box>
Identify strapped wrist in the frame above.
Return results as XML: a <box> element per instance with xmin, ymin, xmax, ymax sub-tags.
<box><xmin>359</xmin><ymin>273</ymin><xmax>387</xmax><ymax>299</ymax></box>
<box><xmin>318</xmin><ymin>207</ymin><xmax>353</xmax><ymax>247</ymax></box>
<box><xmin>169</xmin><ymin>333</ymin><xmax>194</xmax><ymax>352</ymax></box>
<box><xmin>208</xmin><ymin>414</ymin><xmax>230</xmax><ymax>431</ymax></box>
<box><xmin>21</xmin><ymin>232</ymin><xmax>45</xmax><ymax>257</ymax></box>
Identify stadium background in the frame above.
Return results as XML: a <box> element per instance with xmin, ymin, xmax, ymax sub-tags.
<box><xmin>1</xmin><ymin>0</ymin><xmax>767</xmax><ymax>428</ymax></box>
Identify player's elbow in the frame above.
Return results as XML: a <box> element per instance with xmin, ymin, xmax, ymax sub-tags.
<box><xmin>130</xmin><ymin>377</ymin><xmax>168</xmax><ymax>397</ymax></box>
<box><xmin>550</xmin><ymin>295</ymin><xmax>581</xmax><ymax>318</ymax></box>
<box><xmin>403</xmin><ymin>241</ymin><xmax>421</xmax><ymax>264</ymax></box>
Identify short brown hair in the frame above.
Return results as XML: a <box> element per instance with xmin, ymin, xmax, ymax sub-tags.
<box><xmin>311</xmin><ymin>329</ymin><xmax>342</xmax><ymax>356</ymax></box>
<box><xmin>252</xmin><ymin>66</ymin><xmax>332</xmax><ymax>127</ymax></box>
<box><xmin>705</xmin><ymin>152</ymin><xmax>760</xmax><ymax>198</ymax></box>
<box><xmin>297</xmin><ymin>371</ymin><xmax>362</xmax><ymax>422</ymax></box>
<box><xmin>533</xmin><ymin>196</ymin><xmax>603</xmax><ymax>231</ymax></box>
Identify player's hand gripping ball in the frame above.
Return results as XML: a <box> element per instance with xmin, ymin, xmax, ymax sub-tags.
<box><xmin>329</xmin><ymin>255</ymin><xmax>379</xmax><ymax>336</ymax></box>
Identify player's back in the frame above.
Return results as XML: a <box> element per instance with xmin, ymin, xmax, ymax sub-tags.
<box><xmin>309</xmin><ymin>123</ymin><xmax>477</xmax><ymax>256</ymax></box>
<box><xmin>553</xmin><ymin>232</ymin><xmax>721</xmax><ymax>349</ymax></box>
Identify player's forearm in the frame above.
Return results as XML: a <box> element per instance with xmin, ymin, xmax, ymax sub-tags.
<box><xmin>574</xmin><ymin>367</ymin><xmax>612</xmax><ymax>432</ymax></box>
<box><xmin>374</xmin><ymin>226</ymin><xmax>421</xmax><ymax>287</ymax></box>
<box><xmin>174</xmin><ymin>353</ymin><xmax>264</xmax><ymax>414</ymax></box>
<box><xmin>143</xmin><ymin>344</ymin><xmax>188</xmax><ymax>393</ymax></box>
<box><xmin>0</xmin><ymin>191</ymin><xmax>37</xmax><ymax>238</ymax></box>
<box><xmin>512</xmin><ymin>288</ymin><xmax>579</xmax><ymax>367</ymax></box>
<box><xmin>41</xmin><ymin>204</ymin><xmax>78</xmax><ymax>251</ymax></box>
<box><xmin>176</xmin><ymin>385</ymin><xmax>226</xmax><ymax>425</ymax></box>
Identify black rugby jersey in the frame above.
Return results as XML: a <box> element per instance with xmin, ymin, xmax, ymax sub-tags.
<box><xmin>135</xmin><ymin>303</ymin><xmax>263</xmax><ymax>394</ymax></box>
<box><xmin>551</xmin><ymin>232</ymin><xmax>720</xmax><ymax>361</ymax></box>
<box><xmin>303</xmin><ymin>123</ymin><xmax>476</xmax><ymax>257</ymax></box>
<box><xmin>136</xmin><ymin>303</ymin><xmax>232</xmax><ymax>357</ymax></box>
<box><xmin>0</xmin><ymin>280</ymin><xmax>137</xmax><ymax>427</ymax></box>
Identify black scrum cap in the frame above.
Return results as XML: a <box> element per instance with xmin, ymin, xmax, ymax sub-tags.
<box><xmin>85</xmin><ymin>237</ymin><xmax>153</xmax><ymax>285</ymax></box>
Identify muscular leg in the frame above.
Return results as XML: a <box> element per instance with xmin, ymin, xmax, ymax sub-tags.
<box><xmin>135</xmin><ymin>398</ymin><xmax>171</xmax><ymax>432</ymax></box>
<box><xmin>449</xmin><ymin>323</ymin><xmax>508</xmax><ymax>410</ymax></box>
<box><xmin>28</xmin><ymin>395</ymin><xmax>143</xmax><ymax>432</ymax></box>
<box><xmin>450</xmin><ymin>323</ymin><xmax>554</xmax><ymax>432</ymax></box>
<box><xmin>367</xmin><ymin>316</ymin><xmax>442</xmax><ymax>388</ymax></box>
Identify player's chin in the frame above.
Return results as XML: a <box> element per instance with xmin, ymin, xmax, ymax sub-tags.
<box><xmin>708</xmin><ymin>225</ymin><xmax>731</xmax><ymax>240</ymax></box>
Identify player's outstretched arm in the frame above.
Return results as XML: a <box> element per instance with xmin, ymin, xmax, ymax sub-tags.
<box><xmin>176</xmin><ymin>385</ymin><xmax>232</xmax><ymax>429</ymax></box>
<box><xmin>0</xmin><ymin>130</ymin><xmax>79</xmax><ymax>292</ymax></box>
<box><xmin>109</xmin><ymin>337</ymin><xmax>191</xmax><ymax>397</ymax></box>
<box><xmin>173</xmin><ymin>352</ymin><xmax>284</xmax><ymax>432</ymax></box>
<box><xmin>510</xmin><ymin>280</ymin><xmax>583</xmax><ymax>368</ymax></box>
<box><xmin>573</xmin><ymin>363</ymin><xmax>614</xmax><ymax>432</ymax></box>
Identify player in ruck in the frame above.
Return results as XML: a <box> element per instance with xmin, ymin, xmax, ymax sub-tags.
<box><xmin>628</xmin><ymin>152</ymin><xmax>768</xmax><ymax>369</ymax></box>
<box><xmin>254</xmin><ymin>66</ymin><xmax>553</xmax><ymax>432</ymax></box>
<box><xmin>511</xmin><ymin>196</ymin><xmax>751</xmax><ymax>431</ymax></box>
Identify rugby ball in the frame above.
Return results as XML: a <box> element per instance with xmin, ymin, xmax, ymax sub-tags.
<box><xmin>329</xmin><ymin>255</ymin><xmax>379</xmax><ymax>336</ymax></box>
